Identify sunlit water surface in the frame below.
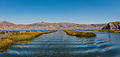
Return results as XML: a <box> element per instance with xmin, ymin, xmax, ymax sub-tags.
<box><xmin>0</xmin><ymin>30</ymin><xmax>120</xmax><ymax>57</ymax></box>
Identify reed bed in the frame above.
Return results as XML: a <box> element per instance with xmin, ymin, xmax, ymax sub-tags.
<box><xmin>40</xmin><ymin>30</ymin><xmax>57</xmax><ymax>34</ymax></box>
<box><xmin>64</xmin><ymin>30</ymin><xmax>96</xmax><ymax>38</ymax></box>
<box><xmin>93</xmin><ymin>29</ymin><xmax>120</xmax><ymax>33</ymax></box>
<box><xmin>0</xmin><ymin>30</ymin><xmax>57</xmax><ymax>53</ymax></box>
<box><xmin>0</xmin><ymin>39</ymin><xmax>14</xmax><ymax>52</ymax></box>
<box><xmin>1</xmin><ymin>30</ymin><xmax>57</xmax><ymax>41</ymax></box>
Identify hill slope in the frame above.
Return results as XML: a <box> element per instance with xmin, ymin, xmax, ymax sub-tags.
<box><xmin>102</xmin><ymin>22</ymin><xmax>120</xmax><ymax>29</ymax></box>
<box><xmin>0</xmin><ymin>21</ymin><xmax>105</xmax><ymax>30</ymax></box>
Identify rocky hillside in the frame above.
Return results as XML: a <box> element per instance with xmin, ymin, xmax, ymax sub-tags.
<box><xmin>102</xmin><ymin>22</ymin><xmax>120</xmax><ymax>29</ymax></box>
<box><xmin>0</xmin><ymin>21</ymin><xmax>105</xmax><ymax>30</ymax></box>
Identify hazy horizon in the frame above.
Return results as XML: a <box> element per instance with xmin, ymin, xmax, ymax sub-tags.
<box><xmin>0</xmin><ymin>0</ymin><xmax>120</xmax><ymax>24</ymax></box>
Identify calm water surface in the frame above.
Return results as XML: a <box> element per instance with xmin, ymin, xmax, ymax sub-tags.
<box><xmin>0</xmin><ymin>30</ymin><xmax>120</xmax><ymax>57</ymax></box>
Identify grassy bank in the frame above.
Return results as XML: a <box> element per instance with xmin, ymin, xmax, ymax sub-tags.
<box><xmin>0</xmin><ymin>39</ymin><xmax>14</xmax><ymax>52</ymax></box>
<box><xmin>0</xmin><ymin>30</ymin><xmax>57</xmax><ymax>53</ymax></box>
<box><xmin>1</xmin><ymin>30</ymin><xmax>57</xmax><ymax>41</ymax></box>
<box><xmin>64</xmin><ymin>30</ymin><xmax>96</xmax><ymax>38</ymax></box>
<box><xmin>93</xmin><ymin>29</ymin><xmax>120</xmax><ymax>33</ymax></box>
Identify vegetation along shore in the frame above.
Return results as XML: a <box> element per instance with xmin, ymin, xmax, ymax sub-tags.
<box><xmin>0</xmin><ymin>30</ymin><xmax>57</xmax><ymax>52</ymax></box>
<box><xmin>93</xmin><ymin>22</ymin><xmax>120</xmax><ymax>33</ymax></box>
<box><xmin>0</xmin><ymin>39</ymin><xmax>14</xmax><ymax>53</ymax></box>
<box><xmin>64</xmin><ymin>30</ymin><xmax>96</xmax><ymax>38</ymax></box>
<box><xmin>93</xmin><ymin>29</ymin><xmax>120</xmax><ymax>33</ymax></box>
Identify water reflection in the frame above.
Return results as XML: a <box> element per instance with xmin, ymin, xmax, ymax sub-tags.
<box><xmin>0</xmin><ymin>31</ymin><xmax>120</xmax><ymax>57</ymax></box>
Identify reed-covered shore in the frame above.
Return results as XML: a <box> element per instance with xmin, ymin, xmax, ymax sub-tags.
<box><xmin>0</xmin><ymin>39</ymin><xmax>14</xmax><ymax>52</ymax></box>
<box><xmin>0</xmin><ymin>30</ymin><xmax>57</xmax><ymax>52</ymax></box>
<box><xmin>64</xmin><ymin>30</ymin><xmax>96</xmax><ymax>38</ymax></box>
<box><xmin>93</xmin><ymin>29</ymin><xmax>120</xmax><ymax>33</ymax></box>
<box><xmin>1</xmin><ymin>30</ymin><xmax>57</xmax><ymax>41</ymax></box>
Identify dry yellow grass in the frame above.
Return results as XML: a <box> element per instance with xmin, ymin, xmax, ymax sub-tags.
<box><xmin>93</xmin><ymin>29</ymin><xmax>120</xmax><ymax>33</ymax></box>
<box><xmin>64</xmin><ymin>30</ymin><xmax>96</xmax><ymax>38</ymax></box>
<box><xmin>0</xmin><ymin>39</ymin><xmax>14</xmax><ymax>52</ymax></box>
<box><xmin>1</xmin><ymin>30</ymin><xmax>57</xmax><ymax>41</ymax></box>
<box><xmin>0</xmin><ymin>30</ymin><xmax>57</xmax><ymax>53</ymax></box>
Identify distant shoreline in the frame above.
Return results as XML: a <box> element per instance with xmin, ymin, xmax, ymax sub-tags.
<box><xmin>0</xmin><ymin>21</ymin><xmax>105</xmax><ymax>30</ymax></box>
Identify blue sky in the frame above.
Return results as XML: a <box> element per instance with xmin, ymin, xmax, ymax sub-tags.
<box><xmin>0</xmin><ymin>0</ymin><xmax>120</xmax><ymax>24</ymax></box>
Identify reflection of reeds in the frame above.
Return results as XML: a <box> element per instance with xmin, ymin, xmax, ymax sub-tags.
<box><xmin>0</xmin><ymin>39</ymin><xmax>14</xmax><ymax>52</ymax></box>
<box><xmin>0</xmin><ymin>30</ymin><xmax>57</xmax><ymax>53</ymax></box>
<box><xmin>64</xmin><ymin>30</ymin><xmax>96</xmax><ymax>38</ymax></box>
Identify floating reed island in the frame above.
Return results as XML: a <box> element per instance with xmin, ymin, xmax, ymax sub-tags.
<box><xmin>64</xmin><ymin>30</ymin><xmax>96</xmax><ymax>38</ymax></box>
<box><xmin>0</xmin><ymin>30</ymin><xmax>57</xmax><ymax>52</ymax></box>
<box><xmin>93</xmin><ymin>29</ymin><xmax>120</xmax><ymax>33</ymax></box>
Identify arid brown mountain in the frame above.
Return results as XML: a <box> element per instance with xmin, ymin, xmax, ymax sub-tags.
<box><xmin>0</xmin><ymin>21</ymin><xmax>105</xmax><ymax>30</ymax></box>
<box><xmin>0</xmin><ymin>21</ymin><xmax>15</xmax><ymax>26</ymax></box>
<box><xmin>102</xmin><ymin>22</ymin><xmax>120</xmax><ymax>29</ymax></box>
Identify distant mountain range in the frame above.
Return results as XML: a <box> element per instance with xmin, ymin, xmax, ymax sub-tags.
<box><xmin>0</xmin><ymin>21</ymin><xmax>105</xmax><ymax>30</ymax></box>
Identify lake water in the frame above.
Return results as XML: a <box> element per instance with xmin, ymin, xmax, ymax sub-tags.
<box><xmin>0</xmin><ymin>30</ymin><xmax>120</xmax><ymax>57</ymax></box>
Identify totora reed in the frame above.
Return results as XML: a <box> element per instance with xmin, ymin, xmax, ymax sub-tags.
<box><xmin>0</xmin><ymin>39</ymin><xmax>14</xmax><ymax>52</ymax></box>
<box><xmin>64</xmin><ymin>30</ymin><xmax>96</xmax><ymax>38</ymax></box>
<box><xmin>0</xmin><ymin>30</ymin><xmax>57</xmax><ymax>53</ymax></box>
